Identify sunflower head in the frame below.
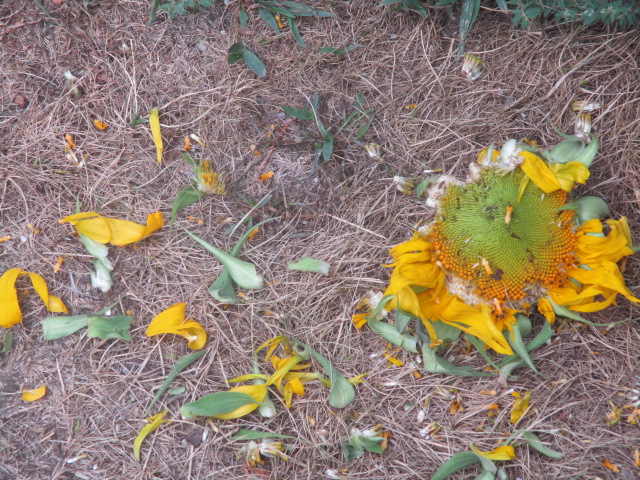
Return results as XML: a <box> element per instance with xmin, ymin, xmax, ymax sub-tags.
<box><xmin>373</xmin><ymin>136</ymin><xmax>638</xmax><ymax>361</ymax></box>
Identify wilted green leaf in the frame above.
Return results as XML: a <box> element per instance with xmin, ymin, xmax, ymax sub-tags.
<box><xmin>287</xmin><ymin>257</ymin><xmax>330</xmax><ymax>275</ymax></box>
<box><xmin>232</xmin><ymin>429</ymin><xmax>296</xmax><ymax>441</ymax></box>
<box><xmin>180</xmin><ymin>391</ymin><xmax>261</xmax><ymax>418</ymax></box>
<box><xmin>430</xmin><ymin>451</ymin><xmax>482</xmax><ymax>480</ymax></box>
<box><xmin>86</xmin><ymin>315</ymin><xmax>132</xmax><ymax>341</ymax></box>
<box><xmin>42</xmin><ymin>315</ymin><xmax>90</xmax><ymax>340</ymax></box>
<box><xmin>522</xmin><ymin>432</ymin><xmax>565</xmax><ymax>459</ymax></box>
<box><xmin>184</xmin><ymin>228</ymin><xmax>264</xmax><ymax>290</ymax></box>
<box><xmin>171</xmin><ymin>185</ymin><xmax>202</xmax><ymax>227</ymax></box>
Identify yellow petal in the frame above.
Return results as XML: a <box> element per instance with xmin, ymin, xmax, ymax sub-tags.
<box><xmin>59</xmin><ymin>211</ymin><xmax>164</xmax><ymax>246</ymax></box>
<box><xmin>149</xmin><ymin>108</ymin><xmax>163</xmax><ymax>164</ymax></box>
<box><xmin>575</xmin><ymin>218</ymin><xmax>634</xmax><ymax>267</ymax></box>
<box><xmin>0</xmin><ymin>268</ymin><xmax>68</xmax><ymax>328</ymax></box>
<box><xmin>214</xmin><ymin>385</ymin><xmax>267</xmax><ymax>420</ymax></box>
<box><xmin>146</xmin><ymin>303</ymin><xmax>186</xmax><ymax>336</ymax></box>
<box><xmin>133</xmin><ymin>410</ymin><xmax>169</xmax><ymax>461</ymax></box>
<box><xmin>283</xmin><ymin>378</ymin><xmax>304</xmax><ymax>408</ymax></box>
<box><xmin>174</xmin><ymin>321</ymin><xmax>207</xmax><ymax>350</ymax></box>
<box><xmin>537</xmin><ymin>298</ymin><xmax>555</xmax><ymax>324</ymax></box>
<box><xmin>352</xmin><ymin>313</ymin><xmax>368</xmax><ymax>329</ymax></box>
<box><xmin>259</xmin><ymin>171</ymin><xmax>274</xmax><ymax>183</ymax></box>
<box><xmin>521</xmin><ymin>154</ymin><xmax>589</xmax><ymax>193</ymax></box>
<box><xmin>470</xmin><ymin>444</ymin><xmax>516</xmax><ymax>461</ymax></box>
<box><xmin>510</xmin><ymin>390</ymin><xmax>531</xmax><ymax>424</ymax></box>
<box><xmin>93</xmin><ymin>119</ymin><xmax>108</xmax><ymax>130</ymax></box>
<box><xmin>0</xmin><ymin>268</ymin><xmax>25</xmax><ymax>328</ymax></box>
<box><xmin>26</xmin><ymin>272</ymin><xmax>69</xmax><ymax>314</ymax></box>
<box><xmin>22</xmin><ymin>385</ymin><xmax>47</xmax><ymax>402</ymax></box>
<box><xmin>549</xmin><ymin>161</ymin><xmax>590</xmax><ymax>191</ymax></box>
<box><xmin>569</xmin><ymin>261</ymin><xmax>639</xmax><ymax>304</ymax></box>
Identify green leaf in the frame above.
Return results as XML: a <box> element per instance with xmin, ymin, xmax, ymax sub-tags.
<box><xmin>302</xmin><ymin>343</ymin><xmax>356</xmax><ymax>408</ymax></box>
<box><xmin>280</xmin><ymin>105</ymin><xmax>315</xmax><ymax>121</ymax></box>
<box><xmin>208</xmin><ymin>270</ymin><xmax>237</xmax><ymax>303</ymax></box>
<box><xmin>465</xmin><ymin>334</ymin><xmax>501</xmax><ymax>370</ymax></box>
<box><xmin>146</xmin><ymin>351</ymin><xmax>207</xmax><ymax>414</ymax></box>
<box><xmin>232</xmin><ymin>429</ymin><xmax>296</xmax><ymax>441</ymax></box>
<box><xmin>522</xmin><ymin>432</ymin><xmax>565</xmax><ymax>459</ymax></box>
<box><xmin>415</xmin><ymin>178</ymin><xmax>432</xmax><ymax>197</ymax></box>
<box><xmin>560</xmin><ymin>196</ymin><xmax>609</xmax><ymax>224</ymax></box>
<box><xmin>394</xmin><ymin>308</ymin><xmax>414</xmax><ymax>334</ymax></box>
<box><xmin>184</xmin><ymin>228</ymin><xmax>264</xmax><ymax>289</ymax></box>
<box><xmin>422</xmin><ymin>344</ymin><xmax>495</xmax><ymax>377</ymax></box>
<box><xmin>258</xmin><ymin>8</ymin><xmax>281</xmax><ymax>33</ymax></box>
<box><xmin>506</xmin><ymin>315</ymin><xmax>538</xmax><ymax>373</ymax></box>
<box><xmin>290</xmin><ymin>18</ymin><xmax>304</xmax><ymax>46</ymax></box>
<box><xmin>368</xmin><ymin>317</ymin><xmax>419</xmax><ymax>353</ymax></box>
<box><xmin>180</xmin><ymin>391</ymin><xmax>261</xmax><ymax>418</ymax></box>
<box><xmin>42</xmin><ymin>315</ymin><xmax>90</xmax><ymax>340</ymax></box>
<box><xmin>354</xmin><ymin>111</ymin><xmax>376</xmax><ymax>139</ymax></box>
<box><xmin>430</xmin><ymin>451</ymin><xmax>482</xmax><ymax>480</ymax></box>
<box><xmin>457</xmin><ymin>0</ymin><xmax>481</xmax><ymax>58</ymax></box>
<box><xmin>281</xmin><ymin>1</ymin><xmax>333</xmax><ymax>17</ymax></box>
<box><xmin>241</xmin><ymin>48</ymin><xmax>267</xmax><ymax>77</ymax></box>
<box><xmin>182</xmin><ymin>152</ymin><xmax>198</xmax><ymax>169</ymax></box>
<box><xmin>431</xmin><ymin>320</ymin><xmax>463</xmax><ymax>343</ymax></box>
<box><xmin>1</xmin><ymin>331</ymin><xmax>13</xmax><ymax>353</ymax></box>
<box><xmin>86</xmin><ymin>315</ymin><xmax>132</xmax><ymax>341</ymax></box>
<box><xmin>171</xmin><ymin>185</ymin><xmax>202</xmax><ymax>227</ymax></box>
<box><xmin>239</xmin><ymin>6</ymin><xmax>248</xmax><ymax>29</ymax></box>
<box><xmin>322</xmin><ymin>133</ymin><xmax>334</xmax><ymax>162</ymax></box>
<box><xmin>287</xmin><ymin>257</ymin><xmax>330</xmax><ymax>275</ymax></box>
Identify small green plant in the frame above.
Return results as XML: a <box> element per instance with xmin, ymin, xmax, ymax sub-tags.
<box><xmin>228</xmin><ymin>42</ymin><xmax>267</xmax><ymax>77</ymax></box>
<box><xmin>149</xmin><ymin>0</ymin><xmax>212</xmax><ymax>24</ymax></box>
<box><xmin>380</xmin><ymin>0</ymin><xmax>428</xmax><ymax>18</ymax></box>
<box><xmin>239</xmin><ymin>1</ymin><xmax>333</xmax><ymax>46</ymax></box>
<box><xmin>280</xmin><ymin>92</ymin><xmax>375</xmax><ymax>171</ymax></box>
<box><xmin>503</xmin><ymin>0</ymin><xmax>639</xmax><ymax>29</ymax></box>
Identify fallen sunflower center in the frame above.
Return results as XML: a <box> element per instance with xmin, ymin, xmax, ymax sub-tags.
<box><xmin>429</xmin><ymin>169</ymin><xmax>574</xmax><ymax>307</ymax></box>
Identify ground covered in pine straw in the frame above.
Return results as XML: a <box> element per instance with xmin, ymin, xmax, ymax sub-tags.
<box><xmin>1</xmin><ymin>1</ymin><xmax>639</xmax><ymax>479</ymax></box>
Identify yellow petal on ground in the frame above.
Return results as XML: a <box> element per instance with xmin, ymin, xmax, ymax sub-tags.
<box><xmin>352</xmin><ymin>313</ymin><xmax>368</xmax><ymax>329</ymax></box>
<box><xmin>93</xmin><ymin>119</ymin><xmax>108</xmax><ymax>130</ymax></box>
<box><xmin>146</xmin><ymin>303</ymin><xmax>207</xmax><ymax>350</ymax></box>
<box><xmin>59</xmin><ymin>211</ymin><xmax>164</xmax><ymax>246</ymax></box>
<box><xmin>520</xmin><ymin>151</ymin><xmax>563</xmax><ymax>193</ymax></box>
<box><xmin>213</xmin><ymin>385</ymin><xmax>267</xmax><ymax>420</ymax></box>
<box><xmin>22</xmin><ymin>385</ymin><xmax>47</xmax><ymax>402</ymax></box>
<box><xmin>146</xmin><ymin>303</ymin><xmax>186</xmax><ymax>336</ymax></box>
<box><xmin>259</xmin><ymin>171</ymin><xmax>274</xmax><ymax>183</ymax></box>
<box><xmin>149</xmin><ymin>108</ymin><xmax>163</xmax><ymax>164</ymax></box>
<box><xmin>470</xmin><ymin>444</ymin><xmax>516</xmax><ymax>461</ymax></box>
<box><xmin>0</xmin><ymin>268</ymin><xmax>68</xmax><ymax>328</ymax></box>
<box><xmin>602</xmin><ymin>458</ymin><xmax>620</xmax><ymax>473</ymax></box>
<box><xmin>228</xmin><ymin>373</ymin><xmax>270</xmax><ymax>383</ymax></box>
<box><xmin>133</xmin><ymin>410</ymin><xmax>169</xmax><ymax>461</ymax></box>
<box><xmin>510</xmin><ymin>390</ymin><xmax>531</xmax><ymax>424</ymax></box>
<box><xmin>283</xmin><ymin>378</ymin><xmax>304</xmax><ymax>408</ymax></box>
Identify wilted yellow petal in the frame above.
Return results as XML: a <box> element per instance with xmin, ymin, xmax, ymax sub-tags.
<box><xmin>65</xmin><ymin>134</ymin><xmax>75</xmax><ymax>151</ymax></box>
<box><xmin>22</xmin><ymin>385</ymin><xmax>47</xmax><ymax>402</ymax></box>
<box><xmin>283</xmin><ymin>378</ymin><xmax>304</xmax><ymax>408</ymax></box>
<box><xmin>133</xmin><ymin>410</ymin><xmax>169</xmax><ymax>461</ymax></box>
<box><xmin>93</xmin><ymin>119</ymin><xmax>108</xmax><ymax>130</ymax></box>
<box><xmin>259</xmin><ymin>171</ymin><xmax>274</xmax><ymax>183</ymax></box>
<box><xmin>470</xmin><ymin>444</ymin><xmax>516</xmax><ymax>461</ymax></box>
<box><xmin>537</xmin><ymin>298</ymin><xmax>555</xmax><ymax>324</ymax></box>
<box><xmin>59</xmin><ymin>211</ymin><xmax>164</xmax><ymax>246</ymax></box>
<box><xmin>510</xmin><ymin>390</ymin><xmax>531</xmax><ymax>424</ymax></box>
<box><xmin>602</xmin><ymin>458</ymin><xmax>620</xmax><ymax>473</ymax></box>
<box><xmin>149</xmin><ymin>108</ymin><xmax>163</xmax><ymax>163</ymax></box>
<box><xmin>146</xmin><ymin>303</ymin><xmax>206</xmax><ymax>349</ymax></box>
<box><xmin>0</xmin><ymin>268</ymin><xmax>68</xmax><ymax>328</ymax></box>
